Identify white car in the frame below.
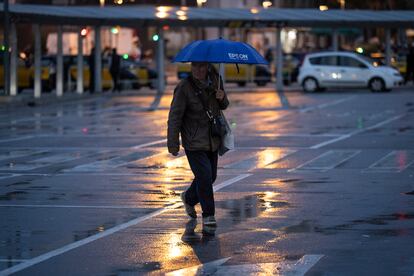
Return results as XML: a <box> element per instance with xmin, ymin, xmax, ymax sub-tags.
<box><xmin>298</xmin><ymin>51</ymin><xmax>403</xmax><ymax>93</ymax></box>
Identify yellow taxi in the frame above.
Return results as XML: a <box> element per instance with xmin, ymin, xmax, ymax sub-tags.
<box><xmin>68</xmin><ymin>57</ymin><xmax>157</xmax><ymax>90</ymax></box>
<box><xmin>176</xmin><ymin>63</ymin><xmax>271</xmax><ymax>87</ymax></box>
<box><xmin>0</xmin><ymin>56</ymin><xmax>54</xmax><ymax>92</ymax></box>
<box><xmin>370</xmin><ymin>52</ymin><xmax>407</xmax><ymax>75</ymax></box>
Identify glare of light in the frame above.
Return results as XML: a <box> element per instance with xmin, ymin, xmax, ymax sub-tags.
<box><xmin>257</xmin><ymin>149</ymin><xmax>286</xmax><ymax>168</ymax></box>
<box><xmin>262</xmin><ymin>0</ymin><xmax>272</xmax><ymax>8</ymax></box>
<box><xmin>178</xmin><ymin>15</ymin><xmax>188</xmax><ymax>20</ymax></box>
<box><xmin>287</xmin><ymin>30</ymin><xmax>297</xmax><ymax>40</ymax></box>
<box><xmin>82</xmin><ymin>127</ymin><xmax>88</xmax><ymax>133</ymax></box>
<box><xmin>176</xmin><ymin>10</ymin><xmax>186</xmax><ymax>16</ymax></box>
<box><xmin>373</xmin><ymin>61</ymin><xmax>379</xmax><ymax>67</ymax></box>
<box><xmin>99</xmin><ymin>0</ymin><xmax>105</xmax><ymax>7</ymax></box>
<box><xmin>152</xmin><ymin>34</ymin><xmax>159</xmax><ymax>41</ymax></box>
<box><xmin>331</xmin><ymin>73</ymin><xmax>339</xmax><ymax>79</ymax></box>
<box><xmin>97</xmin><ymin>226</ymin><xmax>105</xmax><ymax>232</ymax></box>
<box><xmin>196</xmin><ymin>0</ymin><xmax>207</xmax><ymax>7</ymax></box>
<box><xmin>167</xmin><ymin>233</ymin><xmax>186</xmax><ymax>259</ymax></box>
<box><xmin>155</xmin><ymin>11</ymin><xmax>169</xmax><ymax>18</ymax></box>
<box><xmin>250</xmin><ymin>7</ymin><xmax>259</xmax><ymax>14</ymax></box>
<box><xmin>156</xmin><ymin>6</ymin><xmax>173</xmax><ymax>12</ymax></box>
<box><xmin>81</xmin><ymin>28</ymin><xmax>88</xmax><ymax>36</ymax></box>
<box><xmin>180</xmin><ymin>6</ymin><xmax>189</xmax><ymax>11</ymax></box>
<box><xmin>0</xmin><ymin>45</ymin><xmax>5</xmax><ymax>51</ymax></box>
<box><xmin>319</xmin><ymin>5</ymin><xmax>329</xmax><ymax>11</ymax></box>
<box><xmin>356</xmin><ymin>47</ymin><xmax>364</xmax><ymax>54</ymax></box>
<box><xmin>122</xmin><ymin>54</ymin><xmax>129</xmax><ymax>59</ymax></box>
<box><xmin>20</xmin><ymin>52</ymin><xmax>27</xmax><ymax>59</ymax></box>
<box><xmin>165</xmin><ymin>156</ymin><xmax>187</xmax><ymax>169</ymax></box>
<box><xmin>114</xmin><ymin>0</ymin><xmax>123</xmax><ymax>4</ymax></box>
<box><xmin>111</xmin><ymin>26</ymin><xmax>120</xmax><ymax>34</ymax></box>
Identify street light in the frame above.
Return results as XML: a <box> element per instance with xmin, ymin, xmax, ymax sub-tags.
<box><xmin>99</xmin><ymin>0</ymin><xmax>105</xmax><ymax>7</ymax></box>
<box><xmin>339</xmin><ymin>0</ymin><xmax>345</xmax><ymax>10</ymax></box>
<box><xmin>262</xmin><ymin>0</ymin><xmax>272</xmax><ymax>8</ymax></box>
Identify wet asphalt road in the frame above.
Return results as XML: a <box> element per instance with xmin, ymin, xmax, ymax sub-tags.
<box><xmin>0</xmin><ymin>86</ymin><xmax>414</xmax><ymax>275</ymax></box>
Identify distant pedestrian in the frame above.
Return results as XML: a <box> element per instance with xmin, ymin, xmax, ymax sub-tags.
<box><xmin>110</xmin><ymin>48</ymin><xmax>121</xmax><ymax>92</ymax></box>
<box><xmin>88</xmin><ymin>47</ymin><xmax>95</xmax><ymax>93</ymax></box>
<box><xmin>167</xmin><ymin>63</ymin><xmax>229</xmax><ymax>227</ymax></box>
<box><xmin>405</xmin><ymin>46</ymin><xmax>414</xmax><ymax>84</ymax></box>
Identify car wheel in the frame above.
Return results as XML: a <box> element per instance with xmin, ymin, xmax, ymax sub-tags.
<box><xmin>369</xmin><ymin>77</ymin><xmax>385</xmax><ymax>92</ymax></box>
<box><xmin>302</xmin><ymin>77</ymin><xmax>319</xmax><ymax>93</ymax></box>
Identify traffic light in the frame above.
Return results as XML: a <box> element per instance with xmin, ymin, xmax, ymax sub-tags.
<box><xmin>152</xmin><ymin>34</ymin><xmax>159</xmax><ymax>41</ymax></box>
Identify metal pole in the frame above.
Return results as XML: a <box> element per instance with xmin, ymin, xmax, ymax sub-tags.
<box><xmin>77</xmin><ymin>28</ymin><xmax>84</xmax><ymax>94</ymax></box>
<box><xmin>218</xmin><ymin>27</ymin><xmax>225</xmax><ymax>85</ymax></box>
<box><xmin>332</xmin><ymin>28</ymin><xmax>338</xmax><ymax>51</ymax></box>
<box><xmin>56</xmin><ymin>25</ymin><xmax>63</xmax><ymax>97</ymax></box>
<box><xmin>156</xmin><ymin>27</ymin><xmax>165</xmax><ymax>94</ymax></box>
<box><xmin>275</xmin><ymin>26</ymin><xmax>290</xmax><ymax>108</ymax></box>
<box><xmin>33</xmin><ymin>24</ymin><xmax>41</xmax><ymax>98</ymax></box>
<box><xmin>275</xmin><ymin>27</ymin><xmax>283</xmax><ymax>92</ymax></box>
<box><xmin>94</xmin><ymin>25</ymin><xmax>102</xmax><ymax>93</ymax></box>
<box><xmin>10</xmin><ymin>22</ymin><xmax>17</xmax><ymax>96</ymax></box>
<box><xmin>385</xmin><ymin>28</ymin><xmax>391</xmax><ymax>67</ymax></box>
<box><xmin>3</xmin><ymin>0</ymin><xmax>10</xmax><ymax>95</ymax></box>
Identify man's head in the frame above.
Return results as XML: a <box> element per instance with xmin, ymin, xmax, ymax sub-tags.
<box><xmin>191</xmin><ymin>62</ymin><xmax>209</xmax><ymax>81</ymax></box>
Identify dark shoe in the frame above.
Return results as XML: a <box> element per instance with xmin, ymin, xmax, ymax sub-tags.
<box><xmin>180</xmin><ymin>192</ymin><xmax>196</xmax><ymax>218</ymax></box>
<box><xmin>202</xmin><ymin>216</ymin><xmax>217</xmax><ymax>226</ymax></box>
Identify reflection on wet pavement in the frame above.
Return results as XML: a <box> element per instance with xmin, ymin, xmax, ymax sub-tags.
<box><xmin>217</xmin><ymin>193</ymin><xmax>289</xmax><ymax>222</ymax></box>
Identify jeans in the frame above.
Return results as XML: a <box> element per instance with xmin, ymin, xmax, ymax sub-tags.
<box><xmin>184</xmin><ymin>150</ymin><xmax>218</xmax><ymax>217</ymax></box>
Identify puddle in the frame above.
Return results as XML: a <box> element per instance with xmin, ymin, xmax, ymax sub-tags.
<box><xmin>0</xmin><ymin>191</ymin><xmax>28</xmax><ymax>201</ymax></box>
<box><xmin>6</xmin><ymin>181</ymin><xmax>31</xmax><ymax>187</ymax></box>
<box><xmin>217</xmin><ymin>193</ymin><xmax>289</xmax><ymax>223</ymax></box>
<box><xmin>111</xmin><ymin>262</ymin><xmax>162</xmax><ymax>275</ymax></box>
<box><xmin>284</xmin><ymin>213</ymin><xmax>414</xmax><ymax>236</ymax></box>
<box><xmin>398</xmin><ymin>126</ymin><xmax>413</xmax><ymax>132</ymax></box>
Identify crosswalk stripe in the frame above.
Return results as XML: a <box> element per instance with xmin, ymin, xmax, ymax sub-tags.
<box><xmin>290</xmin><ymin>150</ymin><xmax>360</xmax><ymax>172</ymax></box>
<box><xmin>365</xmin><ymin>150</ymin><xmax>414</xmax><ymax>173</ymax></box>
<box><xmin>225</xmin><ymin>149</ymin><xmax>296</xmax><ymax>170</ymax></box>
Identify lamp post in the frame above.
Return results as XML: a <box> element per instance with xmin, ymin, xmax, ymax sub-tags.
<box><xmin>3</xmin><ymin>0</ymin><xmax>10</xmax><ymax>95</ymax></box>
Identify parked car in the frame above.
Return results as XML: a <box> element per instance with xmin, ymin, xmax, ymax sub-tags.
<box><xmin>67</xmin><ymin>56</ymin><xmax>158</xmax><ymax>90</ymax></box>
<box><xmin>369</xmin><ymin>52</ymin><xmax>407</xmax><ymax>76</ymax></box>
<box><xmin>298</xmin><ymin>51</ymin><xmax>403</xmax><ymax>93</ymax></box>
<box><xmin>0</xmin><ymin>54</ymin><xmax>55</xmax><ymax>92</ymax></box>
<box><xmin>176</xmin><ymin>63</ymin><xmax>271</xmax><ymax>87</ymax></box>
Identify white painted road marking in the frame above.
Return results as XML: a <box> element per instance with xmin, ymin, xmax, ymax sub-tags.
<box><xmin>365</xmin><ymin>150</ymin><xmax>414</xmax><ymax>173</ymax></box>
<box><xmin>0</xmin><ymin>260</ymin><xmax>27</xmax><ymax>263</ymax></box>
<box><xmin>242</xmin><ymin>96</ymin><xmax>357</xmax><ymax>127</ymax></box>
<box><xmin>131</xmin><ymin>138</ymin><xmax>167</xmax><ymax>149</ymax></box>
<box><xmin>0</xmin><ymin>174</ymin><xmax>251</xmax><ymax>276</ymax></box>
<box><xmin>299</xmin><ymin>96</ymin><xmax>356</xmax><ymax>113</ymax></box>
<box><xmin>290</xmin><ymin>150</ymin><xmax>361</xmax><ymax>172</ymax></box>
<box><xmin>166</xmin><ymin>255</ymin><xmax>324</xmax><ymax>275</ymax></box>
<box><xmin>310</xmin><ymin>114</ymin><xmax>405</xmax><ymax>149</ymax></box>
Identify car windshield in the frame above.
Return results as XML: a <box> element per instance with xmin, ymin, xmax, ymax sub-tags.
<box><xmin>359</xmin><ymin>55</ymin><xmax>384</xmax><ymax>67</ymax></box>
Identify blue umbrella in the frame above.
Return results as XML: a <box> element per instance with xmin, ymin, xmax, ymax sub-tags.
<box><xmin>173</xmin><ymin>38</ymin><xmax>268</xmax><ymax>65</ymax></box>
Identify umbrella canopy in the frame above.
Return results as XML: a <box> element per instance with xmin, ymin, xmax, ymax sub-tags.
<box><xmin>173</xmin><ymin>38</ymin><xmax>268</xmax><ymax>65</ymax></box>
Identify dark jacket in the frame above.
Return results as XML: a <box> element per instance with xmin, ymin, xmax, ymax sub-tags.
<box><xmin>167</xmin><ymin>73</ymin><xmax>229</xmax><ymax>153</ymax></box>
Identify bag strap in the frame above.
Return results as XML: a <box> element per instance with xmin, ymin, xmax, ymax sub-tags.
<box><xmin>187</xmin><ymin>76</ymin><xmax>214</xmax><ymax>120</ymax></box>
